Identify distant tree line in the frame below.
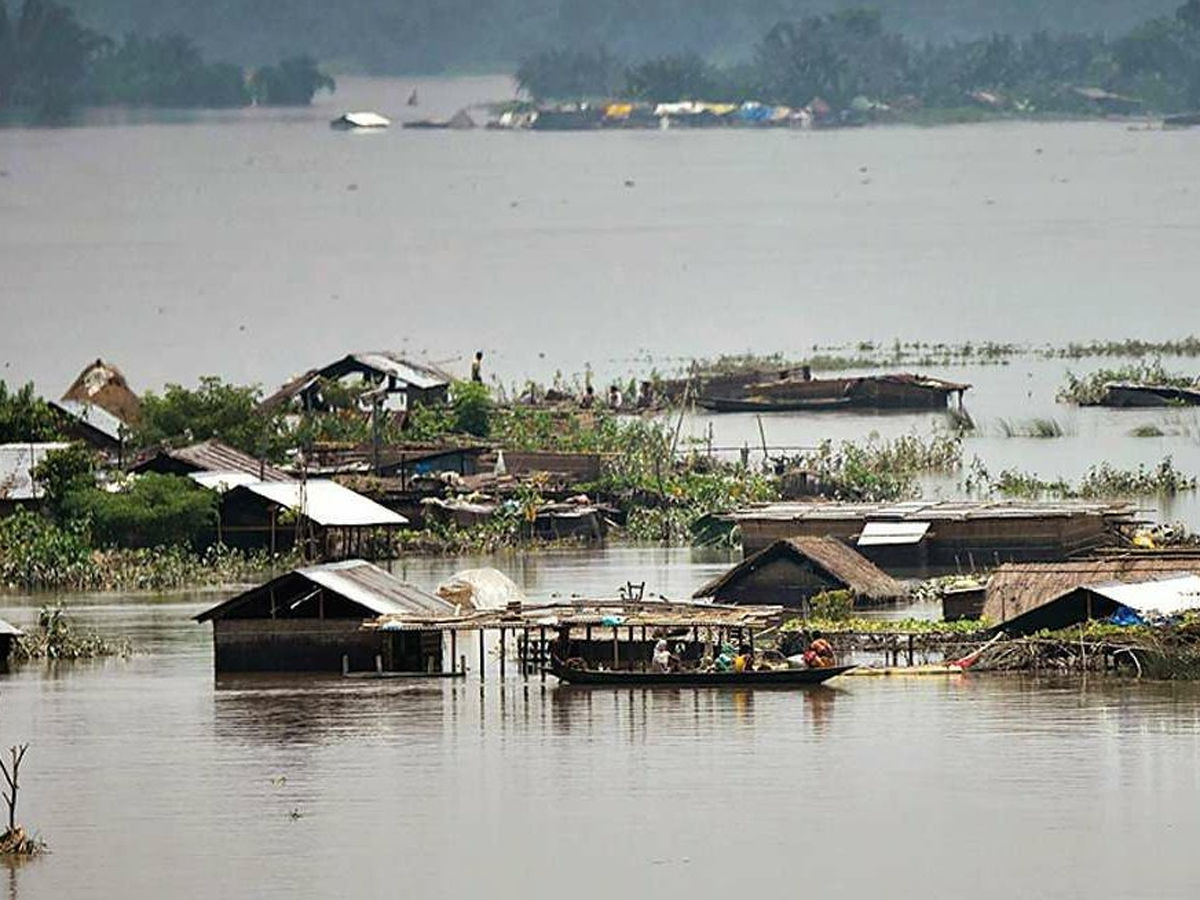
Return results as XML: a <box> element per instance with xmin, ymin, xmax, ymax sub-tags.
<box><xmin>517</xmin><ymin>1</ymin><xmax>1200</xmax><ymax>113</ymax></box>
<box><xmin>0</xmin><ymin>0</ymin><xmax>335</xmax><ymax>118</ymax></box>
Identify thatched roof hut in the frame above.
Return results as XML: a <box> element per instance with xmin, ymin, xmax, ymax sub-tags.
<box><xmin>61</xmin><ymin>359</ymin><xmax>140</xmax><ymax>425</ymax></box>
<box><xmin>693</xmin><ymin>536</ymin><xmax>906</xmax><ymax>608</ymax></box>
<box><xmin>983</xmin><ymin>556</ymin><xmax>1200</xmax><ymax>628</ymax></box>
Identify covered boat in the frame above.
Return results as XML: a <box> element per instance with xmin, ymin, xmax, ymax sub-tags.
<box><xmin>548</xmin><ymin>660</ymin><xmax>854</xmax><ymax>686</ymax></box>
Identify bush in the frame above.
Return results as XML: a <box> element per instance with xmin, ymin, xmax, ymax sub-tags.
<box><xmin>452</xmin><ymin>380</ymin><xmax>493</xmax><ymax>438</ymax></box>
<box><xmin>0</xmin><ymin>508</ymin><xmax>94</xmax><ymax>589</ymax></box>
<box><xmin>31</xmin><ymin>443</ymin><xmax>97</xmax><ymax>518</ymax></box>
<box><xmin>63</xmin><ymin>473</ymin><xmax>218</xmax><ymax>549</ymax></box>
<box><xmin>810</xmin><ymin>589</ymin><xmax>854</xmax><ymax>621</ymax></box>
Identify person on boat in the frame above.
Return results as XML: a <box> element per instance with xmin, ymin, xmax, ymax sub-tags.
<box><xmin>470</xmin><ymin>351</ymin><xmax>484</xmax><ymax>383</ymax></box>
<box><xmin>713</xmin><ymin>643</ymin><xmax>736</xmax><ymax>672</ymax></box>
<box><xmin>550</xmin><ymin>626</ymin><xmax>573</xmax><ymax>666</ymax></box>
<box><xmin>734</xmin><ymin>644</ymin><xmax>754</xmax><ymax>673</ymax></box>
<box><xmin>651</xmin><ymin>639</ymin><xmax>672</xmax><ymax>673</ymax></box>
<box><xmin>580</xmin><ymin>385</ymin><xmax>595</xmax><ymax>408</ymax></box>
<box><xmin>608</xmin><ymin>385</ymin><xmax>623</xmax><ymax>410</ymax></box>
<box><xmin>636</xmin><ymin>381</ymin><xmax>654</xmax><ymax>409</ymax></box>
<box><xmin>804</xmin><ymin>631</ymin><xmax>837</xmax><ymax>669</ymax></box>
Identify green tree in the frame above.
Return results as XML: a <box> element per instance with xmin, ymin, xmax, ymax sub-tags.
<box><xmin>87</xmin><ymin>33</ymin><xmax>249</xmax><ymax>107</ymax></box>
<box><xmin>31</xmin><ymin>443</ymin><xmax>96</xmax><ymax>520</ymax></box>
<box><xmin>4</xmin><ymin>0</ymin><xmax>104</xmax><ymax>117</ymax></box>
<box><xmin>0</xmin><ymin>381</ymin><xmax>61</xmax><ymax>442</ymax></box>
<box><xmin>516</xmin><ymin>46</ymin><xmax>621</xmax><ymax>100</ymax></box>
<box><xmin>63</xmin><ymin>473</ymin><xmax>217</xmax><ymax>549</ymax></box>
<box><xmin>624</xmin><ymin>52</ymin><xmax>721</xmax><ymax>101</ymax></box>
<box><xmin>250</xmin><ymin>55</ymin><xmax>335</xmax><ymax>106</ymax></box>
<box><xmin>135</xmin><ymin>376</ymin><xmax>284</xmax><ymax>459</ymax></box>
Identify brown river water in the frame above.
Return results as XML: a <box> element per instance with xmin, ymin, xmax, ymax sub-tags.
<box><xmin>4</xmin><ymin>77</ymin><xmax>1200</xmax><ymax>896</ymax></box>
<box><xmin>2</xmin><ymin>547</ymin><xmax>1200</xmax><ymax>898</ymax></box>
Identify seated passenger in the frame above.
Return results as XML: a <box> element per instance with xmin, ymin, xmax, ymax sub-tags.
<box><xmin>803</xmin><ymin>630</ymin><xmax>837</xmax><ymax>668</ymax></box>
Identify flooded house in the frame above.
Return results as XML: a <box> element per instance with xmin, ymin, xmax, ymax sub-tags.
<box><xmin>260</xmin><ymin>352</ymin><xmax>452</xmax><ymax>414</ymax></box>
<box><xmin>217</xmin><ymin>480</ymin><xmax>407</xmax><ymax>558</ymax></box>
<box><xmin>728</xmin><ymin>499</ymin><xmax>1138</xmax><ymax>573</ymax></box>
<box><xmin>194</xmin><ymin>559</ymin><xmax>456</xmax><ymax>673</ymax></box>
<box><xmin>983</xmin><ymin>557</ymin><xmax>1200</xmax><ymax>634</ymax></box>
<box><xmin>0</xmin><ymin>442</ymin><xmax>71</xmax><ymax>515</ymax></box>
<box><xmin>0</xmin><ymin>618</ymin><xmax>21</xmax><ymax>663</ymax></box>
<box><xmin>692</xmin><ymin>537</ymin><xmax>906</xmax><ymax>609</ymax></box>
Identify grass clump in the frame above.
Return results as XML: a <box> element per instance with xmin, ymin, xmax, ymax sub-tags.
<box><xmin>12</xmin><ymin>606</ymin><xmax>131</xmax><ymax>661</ymax></box>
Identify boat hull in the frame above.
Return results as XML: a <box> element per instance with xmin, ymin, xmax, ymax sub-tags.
<box><xmin>548</xmin><ymin>663</ymin><xmax>855</xmax><ymax>686</ymax></box>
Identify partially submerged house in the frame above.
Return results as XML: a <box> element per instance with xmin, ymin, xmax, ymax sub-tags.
<box><xmin>218</xmin><ymin>479</ymin><xmax>407</xmax><ymax>558</ymax></box>
<box><xmin>729</xmin><ymin>499</ymin><xmax>1137</xmax><ymax>571</ymax></box>
<box><xmin>983</xmin><ymin>557</ymin><xmax>1200</xmax><ymax>634</ymax></box>
<box><xmin>260</xmin><ymin>352</ymin><xmax>452</xmax><ymax>414</ymax></box>
<box><xmin>693</xmin><ymin>537</ymin><xmax>906</xmax><ymax>609</ymax></box>
<box><xmin>0</xmin><ymin>618</ymin><xmax>21</xmax><ymax>663</ymax></box>
<box><xmin>194</xmin><ymin>559</ymin><xmax>456</xmax><ymax>673</ymax></box>
<box><xmin>131</xmin><ymin>438</ymin><xmax>291</xmax><ymax>484</ymax></box>
<box><xmin>0</xmin><ymin>442</ymin><xmax>71</xmax><ymax>515</ymax></box>
<box><xmin>61</xmin><ymin>359</ymin><xmax>141</xmax><ymax>425</ymax></box>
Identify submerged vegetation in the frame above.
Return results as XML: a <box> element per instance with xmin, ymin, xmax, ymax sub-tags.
<box><xmin>0</xmin><ymin>508</ymin><xmax>294</xmax><ymax>591</ymax></box>
<box><xmin>1058</xmin><ymin>362</ymin><xmax>1196</xmax><ymax>405</ymax></box>
<box><xmin>964</xmin><ymin>455</ymin><xmax>1197</xmax><ymax>500</ymax></box>
<box><xmin>12</xmin><ymin>605</ymin><xmax>131</xmax><ymax>661</ymax></box>
<box><xmin>788</xmin><ymin>430</ymin><xmax>963</xmax><ymax>501</ymax></box>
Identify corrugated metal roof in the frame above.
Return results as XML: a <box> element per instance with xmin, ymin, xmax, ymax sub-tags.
<box><xmin>50</xmin><ymin>400</ymin><xmax>125</xmax><ymax>442</ymax></box>
<box><xmin>193</xmin><ymin>559</ymin><xmax>454</xmax><ymax>621</ymax></box>
<box><xmin>731</xmin><ymin>499</ymin><xmax>1137</xmax><ymax>522</ymax></box>
<box><xmin>188</xmin><ymin>470</ymin><xmax>262</xmax><ymax>492</ymax></box>
<box><xmin>300</xmin><ymin>559</ymin><xmax>453</xmax><ymax>615</ymax></box>
<box><xmin>858</xmin><ymin>521</ymin><xmax>931</xmax><ymax>546</ymax></box>
<box><xmin>0</xmin><ymin>618</ymin><xmax>23</xmax><ymax>637</ymax></box>
<box><xmin>349</xmin><ymin>352</ymin><xmax>451</xmax><ymax>390</ymax></box>
<box><xmin>0</xmin><ymin>442</ymin><xmax>72</xmax><ymax>501</ymax></box>
<box><xmin>163</xmin><ymin>440</ymin><xmax>292</xmax><ymax>482</ymax></box>
<box><xmin>1087</xmin><ymin>575</ymin><xmax>1200</xmax><ymax>616</ymax></box>
<box><xmin>238</xmin><ymin>480</ymin><xmax>408</xmax><ymax>527</ymax></box>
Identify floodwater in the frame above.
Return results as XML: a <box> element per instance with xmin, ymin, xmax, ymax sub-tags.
<box><xmin>6</xmin><ymin>78</ymin><xmax>1200</xmax><ymax>896</ymax></box>
<box><xmin>2</xmin><ymin>547</ymin><xmax>1200</xmax><ymax>898</ymax></box>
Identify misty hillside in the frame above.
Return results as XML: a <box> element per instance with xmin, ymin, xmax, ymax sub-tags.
<box><xmin>66</xmin><ymin>0</ymin><xmax>1180</xmax><ymax>74</ymax></box>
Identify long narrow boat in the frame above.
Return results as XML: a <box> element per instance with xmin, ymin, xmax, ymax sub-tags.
<box><xmin>548</xmin><ymin>661</ymin><xmax>855</xmax><ymax>686</ymax></box>
<box><xmin>696</xmin><ymin>396</ymin><xmax>854</xmax><ymax>413</ymax></box>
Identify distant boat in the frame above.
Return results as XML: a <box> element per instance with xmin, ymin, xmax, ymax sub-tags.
<box><xmin>407</xmin><ymin>89</ymin><xmax>419</xmax><ymax>107</ymax></box>
<box><xmin>330</xmin><ymin>111</ymin><xmax>391</xmax><ymax>130</ymax></box>
<box><xmin>1164</xmin><ymin>112</ymin><xmax>1200</xmax><ymax>128</ymax></box>
<box><xmin>403</xmin><ymin>109</ymin><xmax>476</xmax><ymax>130</ymax></box>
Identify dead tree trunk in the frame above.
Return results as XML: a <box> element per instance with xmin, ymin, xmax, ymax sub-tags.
<box><xmin>0</xmin><ymin>744</ymin><xmax>29</xmax><ymax>835</ymax></box>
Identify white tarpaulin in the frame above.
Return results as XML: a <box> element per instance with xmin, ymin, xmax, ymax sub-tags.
<box><xmin>1087</xmin><ymin>575</ymin><xmax>1200</xmax><ymax>617</ymax></box>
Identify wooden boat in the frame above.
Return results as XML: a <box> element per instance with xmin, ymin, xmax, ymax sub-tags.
<box><xmin>547</xmin><ymin>661</ymin><xmax>855</xmax><ymax>686</ymax></box>
<box><xmin>696</xmin><ymin>396</ymin><xmax>853</xmax><ymax>413</ymax></box>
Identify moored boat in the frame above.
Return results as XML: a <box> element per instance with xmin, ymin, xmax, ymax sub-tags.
<box><xmin>547</xmin><ymin>660</ymin><xmax>854</xmax><ymax>686</ymax></box>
